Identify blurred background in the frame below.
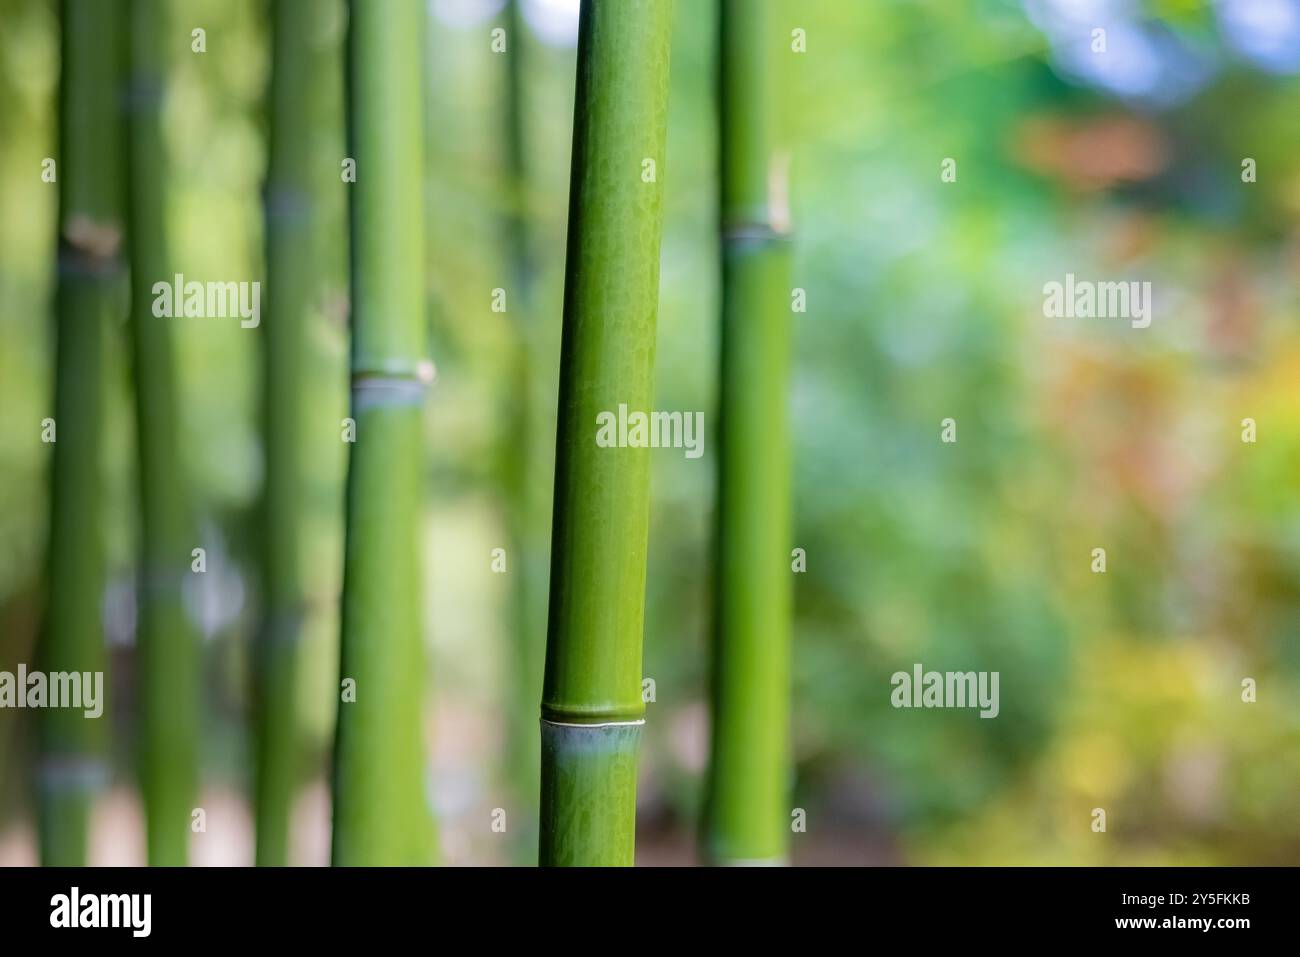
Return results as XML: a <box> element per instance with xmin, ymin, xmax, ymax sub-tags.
<box><xmin>2</xmin><ymin>0</ymin><xmax>1299</xmax><ymax>865</ymax></box>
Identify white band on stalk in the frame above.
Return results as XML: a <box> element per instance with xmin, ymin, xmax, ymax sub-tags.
<box><xmin>540</xmin><ymin>717</ymin><xmax>645</xmax><ymax>729</ymax></box>
<box><xmin>351</xmin><ymin>359</ymin><xmax>436</xmax><ymax>410</ymax></box>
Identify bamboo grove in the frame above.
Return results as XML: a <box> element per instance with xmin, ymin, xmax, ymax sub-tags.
<box><xmin>30</xmin><ymin>0</ymin><xmax>798</xmax><ymax>866</ymax></box>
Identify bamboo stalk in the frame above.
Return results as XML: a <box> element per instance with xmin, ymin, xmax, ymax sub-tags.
<box><xmin>125</xmin><ymin>0</ymin><xmax>199</xmax><ymax>867</ymax></box>
<box><xmin>254</xmin><ymin>0</ymin><xmax>324</xmax><ymax>868</ymax></box>
<box><xmin>330</xmin><ymin>0</ymin><xmax>436</xmax><ymax>866</ymax></box>
<box><xmin>499</xmin><ymin>0</ymin><xmax>544</xmax><ymax>862</ymax></box>
<box><xmin>538</xmin><ymin>0</ymin><xmax>674</xmax><ymax>867</ymax></box>
<box><xmin>37</xmin><ymin>0</ymin><xmax>124</xmax><ymax>867</ymax></box>
<box><xmin>703</xmin><ymin>0</ymin><xmax>794</xmax><ymax>865</ymax></box>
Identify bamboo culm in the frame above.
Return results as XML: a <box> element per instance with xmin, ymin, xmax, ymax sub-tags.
<box><xmin>254</xmin><ymin>0</ymin><xmax>325</xmax><ymax>867</ymax></box>
<box><xmin>38</xmin><ymin>0</ymin><xmax>124</xmax><ymax>866</ymax></box>
<box><xmin>330</xmin><ymin>0</ymin><xmax>436</xmax><ymax>866</ymax></box>
<box><xmin>499</xmin><ymin>0</ymin><xmax>545</xmax><ymax>862</ymax></box>
<box><xmin>538</xmin><ymin>0</ymin><xmax>674</xmax><ymax>867</ymax></box>
<box><xmin>126</xmin><ymin>0</ymin><xmax>199</xmax><ymax>867</ymax></box>
<box><xmin>703</xmin><ymin>0</ymin><xmax>795</xmax><ymax>865</ymax></box>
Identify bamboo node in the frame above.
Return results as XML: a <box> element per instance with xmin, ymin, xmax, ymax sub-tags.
<box><xmin>540</xmin><ymin>716</ymin><xmax>646</xmax><ymax>729</ymax></box>
<box><xmin>60</xmin><ymin>217</ymin><xmax>124</xmax><ymax>276</ymax></box>
<box><xmin>721</xmin><ymin>221</ymin><xmax>790</xmax><ymax>246</ymax></box>
<box><xmin>37</xmin><ymin>755</ymin><xmax>109</xmax><ymax>793</ymax></box>
<box><xmin>264</xmin><ymin>186</ymin><xmax>312</xmax><ymax>223</ymax></box>
<box><xmin>350</xmin><ymin>370</ymin><xmax>431</xmax><ymax>410</ymax></box>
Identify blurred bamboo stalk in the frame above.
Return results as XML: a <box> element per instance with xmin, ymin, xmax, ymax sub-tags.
<box><xmin>499</xmin><ymin>0</ymin><xmax>544</xmax><ymax>863</ymax></box>
<box><xmin>703</xmin><ymin>0</ymin><xmax>794</xmax><ymax>865</ymax></box>
<box><xmin>37</xmin><ymin>0</ymin><xmax>124</xmax><ymax>866</ymax></box>
<box><xmin>330</xmin><ymin>0</ymin><xmax>436</xmax><ymax>866</ymax></box>
<box><xmin>538</xmin><ymin>0</ymin><xmax>674</xmax><ymax>867</ymax></box>
<box><xmin>254</xmin><ymin>0</ymin><xmax>323</xmax><ymax>867</ymax></box>
<box><xmin>125</xmin><ymin>0</ymin><xmax>199</xmax><ymax>866</ymax></box>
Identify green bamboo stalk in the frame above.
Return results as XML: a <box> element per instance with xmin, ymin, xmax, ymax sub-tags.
<box><xmin>702</xmin><ymin>0</ymin><xmax>794</xmax><ymax>866</ymax></box>
<box><xmin>126</xmin><ymin>0</ymin><xmax>198</xmax><ymax>867</ymax></box>
<box><xmin>331</xmin><ymin>0</ymin><xmax>435</xmax><ymax>867</ymax></box>
<box><xmin>254</xmin><ymin>0</ymin><xmax>325</xmax><ymax>868</ymax></box>
<box><xmin>499</xmin><ymin>0</ymin><xmax>543</xmax><ymax>862</ymax></box>
<box><xmin>503</xmin><ymin>0</ymin><xmax>528</xmax><ymax>286</ymax></box>
<box><xmin>37</xmin><ymin>0</ymin><xmax>124</xmax><ymax>867</ymax></box>
<box><xmin>538</xmin><ymin>0</ymin><xmax>674</xmax><ymax>868</ymax></box>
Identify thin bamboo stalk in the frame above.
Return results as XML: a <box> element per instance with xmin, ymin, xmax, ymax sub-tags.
<box><xmin>703</xmin><ymin>0</ymin><xmax>794</xmax><ymax>865</ymax></box>
<box><xmin>538</xmin><ymin>0</ymin><xmax>674</xmax><ymax>867</ymax></box>
<box><xmin>125</xmin><ymin>0</ymin><xmax>199</xmax><ymax>868</ymax></box>
<box><xmin>254</xmin><ymin>0</ymin><xmax>323</xmax><ymax>868</ymax></box>
<box><xmin>38</xmin><ymin>0</ymin><xmax>124</xmax><ymax>867</ymax></box>
<box><xmin>330</xmin><ymin>0</ymin><xmax>435</xmax><ymax>866</ymax></box>
<box><xmin>499</xmin><ymin>0</ymin><xmax>544</xmax><ymax>862</ymax></box>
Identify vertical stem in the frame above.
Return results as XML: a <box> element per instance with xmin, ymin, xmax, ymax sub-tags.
<box><xmin>255</xmin><ymin>0</ymin><xmax>323</xmax><ymax>867</ymax></box>
<box><xmin>500</xmin><ymin>0</ymin><xmax>543</xmax><ymax>862</ymax></box>
<box><xmin>703</xmin><ymin>0</ymin><xmax>794</xmax><ymax>865</ymax></box>
<box><xmin>331</xmin><ymin>0</ymin><xmax>435</xmax><ymax>866</ymax></box>
<box><xmin>126</xmin><ymin>0</ymin><xmax>198</xmax><ymax>867</ymax></box>
<box><xmin>539</xmin><ymin>0</ymin><xmax>674</xmax><ymax>867</ymax></box>
<box><xmin>38</xmin><ymin>0</ymin><xmax>124</xmax><ymax>867</ymax></box>
<box><xmin>503</xmin><ymin>0</ymin><xmax>528</xmax><ymax>282</ymax></box>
